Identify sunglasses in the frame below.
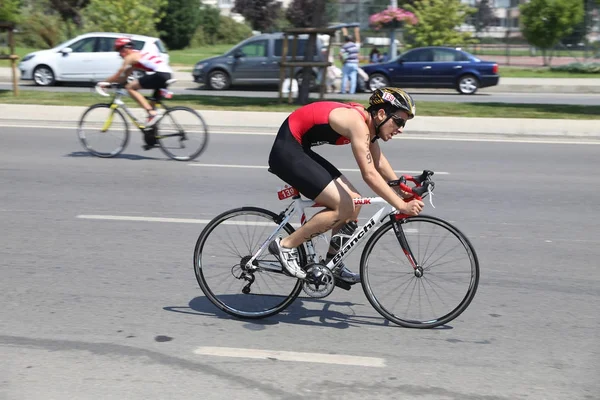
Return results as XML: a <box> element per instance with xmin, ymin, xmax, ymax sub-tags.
<box><xmin>389</xmin><ymin>114</ymin><xmax>406</xmax><ymax>128</ymax></box>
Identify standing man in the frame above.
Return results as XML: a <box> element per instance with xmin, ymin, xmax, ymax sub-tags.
<box><xmin>339</xmin><ymin>35</ymin><xmax>359</xmax><ymax>95</ymax></box>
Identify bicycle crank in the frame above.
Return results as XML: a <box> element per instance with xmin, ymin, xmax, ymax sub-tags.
<box><xmin>302</xmin><ymin>262</ymin><xmax>335</xmax><ymax>298</ymax></box>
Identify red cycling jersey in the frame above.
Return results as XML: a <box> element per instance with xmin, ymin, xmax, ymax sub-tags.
<box><xmin>288</xmin><ymin>101</ymin><xmax>367</xmax><ymax>147</ymax></box>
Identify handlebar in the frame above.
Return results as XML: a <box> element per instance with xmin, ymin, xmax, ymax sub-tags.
<box><xmin>387</xmin><ymin>169</ymin><xmax>435</xmax><ymax>201</ymax></box>
<box><xmin>95</xmin><ymin>82</ymin><xmax>123</xmax><ymax>97</ymax></box>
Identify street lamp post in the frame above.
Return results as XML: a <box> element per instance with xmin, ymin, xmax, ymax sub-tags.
<box><xmin>390</xmin><ymin>0</ymin><xmax>398</xmax><ymax>58</ymax></box>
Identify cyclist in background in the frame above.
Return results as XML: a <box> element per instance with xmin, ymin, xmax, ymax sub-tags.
<box><xmin>100</xmin><ymin>37</ymin><xmax>173</xmax><ymax>127</ymax></box>
<box><xmin>268</xmin><ymin>87</ymin><xmax>424</xmax><ymax>282</ymax></box>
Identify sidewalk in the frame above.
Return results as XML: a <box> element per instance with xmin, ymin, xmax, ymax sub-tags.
<box><xmin>2</xmin><ymin>67</ymin><xmax>600</xmax><ymax>94</ymax></box>
<box><xmin>1</xmin><ymin>104</ymin><xmax>598</xmax><ymax>139</ymax></box>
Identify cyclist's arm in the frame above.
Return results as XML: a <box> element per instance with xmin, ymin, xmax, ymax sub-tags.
<box><xmin>370</xmin><ymin>141</ymin><xmax>411</xmax><ymax>198</ymax></box>
<box><xmin>370</xmin><ymin>140</ymin><xmax>398</xmax><ymax>181</ymax></box>
<box><xmin>105</xmin><ymin>54</ymin><xmax>135</xmax><ymax>84</ymax></box>
<box><xmin>330</xmin><ymin>109</ymin><xmax>410</xmax><ymax>213</ymax></box>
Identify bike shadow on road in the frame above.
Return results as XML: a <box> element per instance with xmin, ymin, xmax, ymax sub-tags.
<box><xmin>66</xmin><ymin>151</ymin><xmax>160</xmax><ymax>161</ymax></box>
<box><xmin>163</xmin><ymin>296</ymin><xmax>453</xmax><ymax>330</ymax></box>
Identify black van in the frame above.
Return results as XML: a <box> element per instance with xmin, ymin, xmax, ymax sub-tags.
<box><xmin>192</xmin><ymin>33</ymin><xmax>325</xmax><ymax>90</ymax></box>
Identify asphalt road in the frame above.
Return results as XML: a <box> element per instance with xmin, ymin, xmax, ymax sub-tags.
<box><xmin>2</xmin><ymin>81</ymin><xmax>600</xmax><ymax>106</ymax></box>
<box><xmin>1</xmin><ymin>126</ymin><xmax>598</xmax><ymax>400</ymax></box>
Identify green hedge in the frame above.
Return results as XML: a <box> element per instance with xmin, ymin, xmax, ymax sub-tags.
<box><xmin>550</xmin><ymin>62</ymin><xmax>600</xmax><ymax>74</ymax></box>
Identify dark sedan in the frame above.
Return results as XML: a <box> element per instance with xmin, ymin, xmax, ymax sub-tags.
<box><xmin>361</xmin><ymin>46</ymin><xmax>499</xmax><ymax>94</ymax></box>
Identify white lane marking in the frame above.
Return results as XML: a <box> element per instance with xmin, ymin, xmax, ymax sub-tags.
<box><xmin>1</xmin><ymin>124</ymin><xmax>598</xmax><ymax>145</ymax></box>
<box><xmin>193</xmin><ymin>346</ymin><xmax>385</xmax><ymax>367</ymax></box>
<box><xmin>189</xmin><ymin>163</ymin><xmax>265</xmax><ymax>169</ymax></box>
<box><xmin>188</xmin><ymin>163</ymin><xmax>450</xmax><ymax>175</ymax></box>
<box><xmin>77</xmin><ymin>215</ymin><xmax>212</xmax><ymax>223</ymax></box>
<box><xmin>77</xmin><ymin>214</ymin><xmax>302</xmax><ymax>227</ymax></box>
<box><xmin>398</xmin><ymin>136</ymin><xmax>600</xmax><ymax>145</ymax></box>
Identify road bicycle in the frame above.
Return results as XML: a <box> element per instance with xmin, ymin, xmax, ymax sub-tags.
<box><xmin>77</xmin><ymin>81</ymin><xmax>209</xmax><ymax>161</ymax></box>
<box><xmin>193</xmin><ymin>170</ymin><xmax>480</xmax><ymax>329</ymax></box>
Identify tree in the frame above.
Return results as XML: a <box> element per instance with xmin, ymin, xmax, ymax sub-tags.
<box><xmin>560</xmin><ymin>0</ymin><xmax>595</xmax><ymax>47</ymax></box>
<box><xmin>48</xmin><ymin>0</ymin><xmax>90</xmax><ymax>35</ymax></box>
<box><xmin>295</xmin><ymin>0</ymin><xmax>325</xmax><ymax>105</ymax></box>
<box><xmin>285</xmin><ymin>0</ymin><xmax>336</xmax><ymax>28</ymax></box>
<box><xmin>197</xmin><ymin>4</ymin><xmax>220</xmax><ymax>44</ymax></box>
<box><xmin>0</xmin><ymin>0</ymin><xmax>21</xmax><ymax>23</ymax></box>
<box><xmin>215</xmin><ymin>15</ymin><xmax>252</xmax><ymax>44</ymax></box>
<box><xmin>520</xmin><ymin>0</ymin><xmax>584</xmax><ymax>65</ymax></box>
<box><xmin>157</xmin><ymin>0</ymin><xmax>199</xmax><ymax>50</ymax></box>
<box><xmin>232</xmin><ymin>0</ymin><xmax>281</xmax><ymax>32</ymax></box>
<box><xmin>16</xmin><ymin>0</ymin><xmax>66</xmax><ymax>48</ymax></box>
<box><xmin>82</xmin><ymin>0</ymin><xmax>167</xmax><ymax>36</ymax></box>
<box><xmin>472</xmin><ymin>0</ymin><xmax>495</xmax><ymax>38</ymax></box>
<box><xmin>403</xmin><ymin>0</ymin><xmax>476</xmax><ymax>49</ymax></box>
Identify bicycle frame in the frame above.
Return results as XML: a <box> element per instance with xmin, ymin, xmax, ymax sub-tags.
<box><xmin>100</xmin><ymin>89</ymin><xmax>160</xmax><ymax>132</ymax></box>
<box><xmin>245</xmin><ymin>195</ymin><xmax>398</xmax><ymax>274</ymax></box>
<box><xmin>95</xmin><ymin>84</ymin><xmax>178</xmax><ymax>135</ymax></box>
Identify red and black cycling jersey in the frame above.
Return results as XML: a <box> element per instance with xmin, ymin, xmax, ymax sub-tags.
<box><xmin>288</xmin><ymin>101</ymin><xmax>367</xmax><ymax>148</ymax></box>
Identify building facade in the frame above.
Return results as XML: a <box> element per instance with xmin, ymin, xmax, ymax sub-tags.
<box><xmin>200</xmin><ymin>0</ymin><xmax>293</xmax><ymax>24</ymax></box>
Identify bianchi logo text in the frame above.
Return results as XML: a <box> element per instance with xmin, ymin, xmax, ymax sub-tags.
<box><xmin>332</xmin><ymin>218</ymin><xmax>376</xmax><ymax>264</ymax></box>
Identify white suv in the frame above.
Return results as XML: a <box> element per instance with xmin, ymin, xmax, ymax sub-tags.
<box><xmin>19</xmin><ymin>32</ymin><xmax>169</xmax><ymax>86</ymax></box>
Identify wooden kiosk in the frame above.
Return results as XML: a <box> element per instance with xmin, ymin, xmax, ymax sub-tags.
<box><xmin>0</xmin><ymin>21</ymin><xmax>19</xmax><ymax>96</ymax></box>
<box><xmin>278</xmin><ymin>27</ymin><xmax>336</xmax><ymax>104</ymax></box>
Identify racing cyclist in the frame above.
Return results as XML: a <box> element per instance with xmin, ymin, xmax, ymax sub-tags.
<box><xmin>268</xmin><ymin>87</ymin><xmax>424</xmax><ymax>282</ymax></box>
<box><xmin>101</xmin><ymin>37</ymin><xmax>173</xmax><ymax>127</ymax></box>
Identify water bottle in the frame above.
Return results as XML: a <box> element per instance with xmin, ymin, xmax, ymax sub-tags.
<box><xmin>329</xmin><ymin>221</ymin><xmax>358</xmax><ymax>252</ymax></box>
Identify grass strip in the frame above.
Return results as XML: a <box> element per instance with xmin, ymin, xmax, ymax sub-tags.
<box><xmin>1</xmin><ymin>90</ymin><xmax>599</xmax><ymax>119</ymax></box>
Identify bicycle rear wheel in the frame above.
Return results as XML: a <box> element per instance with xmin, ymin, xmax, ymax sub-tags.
<box><xmin>156</xmin><ymin>106</ymin><xmax>209</xmax><ymax>161</ymax></box>
<box><xmin>194</xmin><ymin>207</ymin><xmax>304</xmax><ymax>319</ymax></box>
<box><xmin>360</xmin><ymin>215</ymin><xmax>479</xmax><ymax>328</ymax></box>
<box><xmin>78</xmin><ymin>104</ymin><xmax>129</xmax><ymax>158</ymax></box>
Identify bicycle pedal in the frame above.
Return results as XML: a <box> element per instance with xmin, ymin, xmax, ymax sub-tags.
<box><xmin>334</xmin><ymin>278</ymin><xmax>353</xmax><ymax>291</ymax></box>
<box><xmin>142</xmin><ymin>144</ymin><xmax>155</xmax><ymax>151</ymax></box>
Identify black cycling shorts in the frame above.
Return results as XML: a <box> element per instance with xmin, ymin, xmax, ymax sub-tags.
<box><xmin>138</xmin><ymin>72</ymin><xmax>171</xmax><ymax>99</ymax></box>
<box><xmin>268</xmin><ymin>118</ymin><xmax>342</xmax><ymax>200</ymax></box>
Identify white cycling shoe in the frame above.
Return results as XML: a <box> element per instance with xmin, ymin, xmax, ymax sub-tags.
<box><xmin>333</xmin><ymin>263</ymin><xmax>361</xmax><ymax>284</ymax></box>
<box><xmin>268</xmin><ymin>237</ymin><xmax>306</xmax><ymax>279</ymax></box>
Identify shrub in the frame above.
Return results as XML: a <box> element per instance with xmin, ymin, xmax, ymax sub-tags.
<box><xmin>193</xmin><ymin>13</ymin><xmax>252</xmax><ymax>46</ymax></box>
<box><xmin>215</xmin><ymin>16</ymin><xmax>252</xmax><ymax>44</ymax></box>
<box><xmin>157</xmin><ymin>0</ymin><xmax>200</xmax><ymax>50</ymax></box>
<box><xmin>549</xmin><ymin>62</ymin><xmax>600</xmax><ymax>73</ymax></box>
<box><xmin>16</xmin><ymin>8</ymin><xmax>66</xmax><ymax>48</ymax></box>
<box><xmin>190</xmin><ymin>27</ymin><xmax>208</xmax><ymax>47</ymax></box>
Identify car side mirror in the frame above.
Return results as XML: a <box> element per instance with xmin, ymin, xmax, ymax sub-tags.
<box><xmin>234</xmin><ymin>50</ymin><xmax>244</xmax><ymax>58</ymax></box>
<box><xmin>60</xmin><ymin>47</ymin><xmax>73</xmax><ymax>56</ymax></box>
<box><xmin>397</xmin><ymin>58</ymin><xmax>404</xmax><ymax>64</ymax></box>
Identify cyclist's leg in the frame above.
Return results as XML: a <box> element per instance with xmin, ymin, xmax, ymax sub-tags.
<box><xmin>125</xmin><ymin>78</ymin><xmax>154</xmax><ymax>116</ymax></box>
<box><xmin>330</xmin><ymin>175</ymin><xmax>361</xmax><ymax>235</ymax></box>
<box><xmin>303</xmin><ymin>152</ymin><xmax>362</xmax><ymax>242</ymax></box>
<box><xmin>282</xmin><ymin>179</ymin><xmax>355</xmax><ymax>249</ymax></box>
<box><xmin>268</xmin><ymin>122</ymin><xmax>354</xmax><ymax>250</ymax></box>
<box><xmin>325</xmin><ymin>175</ymin><xmax>362</xmax><ymax>283</ymax></box>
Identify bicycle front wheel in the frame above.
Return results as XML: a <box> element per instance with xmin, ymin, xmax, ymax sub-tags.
<box><xmin>194</xmin><ymin>207</ymin><xmax>305</xmax><ymax>319</ymax></box>
<box><xmin>78</xmin><ymin>104</ymin><xmax>129</xmax><ymax>158</ymax></box>
<box><xmin>360</xmin><ymin>215</ymin><xmax>479</xmax><ymax>328</ymax></box>
<box><xmin>156</xmin><ymin>106</ymin><xmax>209</xmax><ymax>161</ymax></box>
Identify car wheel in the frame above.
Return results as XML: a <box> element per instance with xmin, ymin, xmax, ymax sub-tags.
<box><xmin>368</xmin><ymin>73</ymin><xmax>389</xmax><ymax>91</ymax></box>
<box><xmin>457</xmin><ymin>75</ymin><xmax>479</xmax><ymax>95</ymax></box>
<box><xmin>33</xmin><ymin>65</ymin><xmax>56</xmax><ymax>86</ymax></box>
<box><xmin>207</xmin><ymin>70</ymin><xmax>230</xmax><ymax>90</ymax></box>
